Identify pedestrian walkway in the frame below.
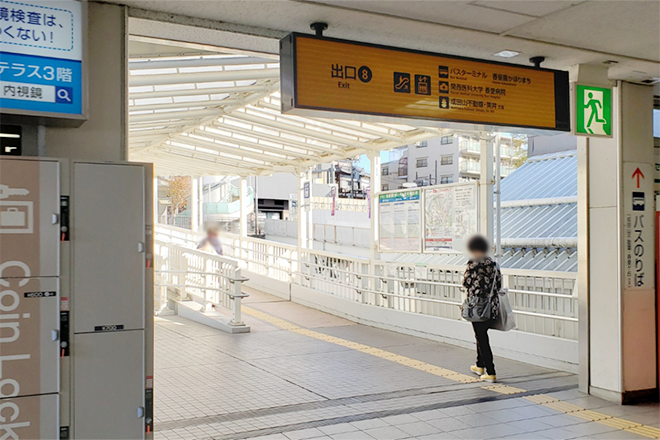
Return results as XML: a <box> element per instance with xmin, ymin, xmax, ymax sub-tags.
<box><xmin>154</xmin><ymin>289</ymin><xmax>660</xmax><ymax>440</ymax></box>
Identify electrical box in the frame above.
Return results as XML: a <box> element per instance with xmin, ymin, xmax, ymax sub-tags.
<box><xmin>0</xmin><ymin>157</ymin><xmax>154</xmax><ymax>440</ymax></box>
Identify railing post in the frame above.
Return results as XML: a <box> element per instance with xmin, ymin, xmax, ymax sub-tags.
<box><xmin>268</xmin><ymin>245</ymin><xmax>274</xmax><ymax>278</ymax></box>
<box><xmin>231</xmin><ymin>268</ymin><xmax>245</xmax><ymax>326</ymax></box>
<box><xmin>288</xmin><ymin>250</ymin><xmax>294</xmax><ymax>300</ymax></box>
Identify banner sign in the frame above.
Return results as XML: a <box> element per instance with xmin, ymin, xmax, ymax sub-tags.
<box><xmin>281</xmin><ymin>33</ymin><xmax>570</xmax><ymax>132</ymax></box>
<box><xmin>0</xmin><ymin>0</ymin><xmax>84</xmax><ymax>120</ymax></box>
<box><xmin>330</xmin><ymin>186</ymin><xmax>336</xmax><ymax>216</ymax></box>
<box><xmin>366</xmin><ymin>187</ymin><xmax>371</xmax><ymax>219</ymax></box>
<box><xmin>378</xmin><ymin>189</ymin><xmax>421</xmax><ymax>252</ymax></box>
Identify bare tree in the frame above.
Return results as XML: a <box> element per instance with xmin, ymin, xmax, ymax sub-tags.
<box><xmin>164</xmin><ymin>176</ymin><xmax>191</xmax><ymax>215</ymax></box>
<box><xmin>510</xmin><ymin>134</ymin><xmax>528</xmax><ymax>169</ymax></box>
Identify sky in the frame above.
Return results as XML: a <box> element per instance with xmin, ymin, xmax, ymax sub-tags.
<box><xmin>356</xmin><ymin>151</ymin><xmax>397</xmax><ymax>174</ymax></box>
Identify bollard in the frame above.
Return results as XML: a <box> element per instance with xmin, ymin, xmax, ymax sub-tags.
<box><xmin>230</xmin><ymin>268</ymin><xmax>249</xmax><ymax>327</ymax></box>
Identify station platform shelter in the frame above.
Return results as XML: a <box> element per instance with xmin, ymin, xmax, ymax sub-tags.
<box><xmin>1</xmin><ymin>1</ymin><xmax>659</xmax><ymax>439</ymax></box>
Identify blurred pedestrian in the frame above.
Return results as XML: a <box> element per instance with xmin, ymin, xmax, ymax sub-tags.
<box><xmin>462</xmin><ymin>234</ymin><xmax>501</xmax><ymax>383</ymax></box>
<box><xmin>197</xmin><ymin>224</ymin><xmax>223</xmax><ymax>255</ymax></box>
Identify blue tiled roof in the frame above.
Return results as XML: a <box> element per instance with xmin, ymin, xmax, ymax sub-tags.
<box><xmin>499</xmin><ymin>203</ymin><xmax>577</xmax><ymax>240</ymax></box>
<box><xmin>497</xmin><ymin>151</ymin><xmax>577</xmax><ymax>243</ymax></box>
<box><xmin>500</xmin><ymin>151</ymin><xmax>577</xmax><ymax>201</ymax></box>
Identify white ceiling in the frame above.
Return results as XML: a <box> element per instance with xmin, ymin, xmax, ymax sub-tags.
<box><xmin>118</xmin><ymin>0</ymin><xmax>660</xmax><ymax>176</ymax></box>
<box><xmin>110</xmin><ymin>0</ymin><xmax>660</xmax><ymax>85</ymax></box>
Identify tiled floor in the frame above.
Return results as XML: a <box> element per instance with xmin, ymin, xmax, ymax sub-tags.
<box><xmin>154</xmin><ymin>290</ymin><xmax>659</xmax><ymax>440</ymax></box>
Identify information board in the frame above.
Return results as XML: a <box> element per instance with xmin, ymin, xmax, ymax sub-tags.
<box><xmin>378</xmin><ymin>189</ymin><xmax>421</xmax><ymax>252</ymax></box>
<box><xmin>281</xmin><ymin>33</ymin><xmax>570</xmax><ymax>132</ymax></box>
<box><xmin>0</xmin><ymin>0</ymin><xmax>84</xmax><ymax>121</ymax></box>
<box><xmin>424</xmin><ymin>182</ymin><xmax>478</xmax><ymax>252</ymax></box>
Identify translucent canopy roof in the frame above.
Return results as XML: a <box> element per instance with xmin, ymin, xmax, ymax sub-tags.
<box><xmin>128</xmin><ymin>48</ymin><xmax>451</xmax><ymax>176</ymax></box>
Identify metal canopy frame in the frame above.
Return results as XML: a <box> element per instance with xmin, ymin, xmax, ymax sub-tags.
<box><xmin>128</xmin><ymin>49</ymin><xmax>450</xmax><ymax>176</ymax></box>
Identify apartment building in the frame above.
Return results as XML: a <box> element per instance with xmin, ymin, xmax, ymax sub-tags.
<box><xmin>380</xmin><ymin>133</ymin><xmax>521</xmax><ymax>191</ymax></box>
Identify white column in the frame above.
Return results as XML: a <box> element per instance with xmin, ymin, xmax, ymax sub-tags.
<box><xmin>479</xmin><ymin>136</ymin><xmax>494</xmax><ymax>241</ymax></box>
<box><xmin>298</xmin><ymin>168</ymin><xmax>309</xmax><ymax>249</ymax></box>
<box><xmin>494</xmin><ymin>135</ymin><xmax>502</xmax><ymax>262</ymax></box>
<box><xmin>577</xmin><ymin>72</ymin><xmax>657</xmax><ymax>403</ymax></box>
<box><xmin>240</xmin><ymin>177</ymin><xmax>249</xmax><ymax>237</ymax></box>
<box><xmin>369</xmin><ymin>151</ymin><xmax>382</xmax><ymax>262</ymax></box>
<box><xmin>198</xmin><ymin>180</ymin><xmax>205</xmax><ymax>230</ymax></box>
<box><xmin>306</xmin><ymin>168</ymin><xmax>314</xmax><ymax>249</ymax></box>
<box><xmin>368</xmin><ymin>152</ymin><xmax>382</xmax><ymax>305</ymax></box>
<box><xmin>190</xmin><ymin>177</ymin><xmax>199</xmax><ymax>232</ymax></box>
<box><xmin>153</xmin><ymin>176</ymin><xmax>159</xmax><ymax>227</ymax></box>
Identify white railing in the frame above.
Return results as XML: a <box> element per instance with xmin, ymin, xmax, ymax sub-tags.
<box><xmin>223</xmin><ymin>233</ymin><xmax>299</xmax><ymax>284</ymax></box>
<box><xmin>156</xmin><ymin>225</ymin><xmax>578</xmax><ymax>340</ymax></box>
<box><xmin>154</xmin><ymin>240</ymin><xmax>249</xmax><ymax>328</ymax></box>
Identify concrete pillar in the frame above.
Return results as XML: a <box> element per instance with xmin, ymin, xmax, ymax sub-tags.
<box><xmin>190</xmin><ymin>178</ymin><xmax>199</xmax><ymax>232</ymax></box>
<box><xmin>44</xmin><ymin>2</ymin><xmax>128</xmax><ymax>161</ymax></box>
<box><xmin>240</xmin><ymin>177</ymin><xmax>249</xmax><ymax>237</ymax></box>
<box><xmin>479</xmin><ymin>136</ymin><xmax>494</xmax><ymax>241</ymax></box>
<box><xmin>577</xmin><ymin>74</ymin><xmax>657</xmax><ymax>403</ymax></box>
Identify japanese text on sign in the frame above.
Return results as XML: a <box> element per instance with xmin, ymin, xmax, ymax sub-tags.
<box><xmin>424</xmin><ymin>182</ymin><xmax>478</xmax><ymax>252</ymax></box>
<box><xmin>0</xmin><ymin>0</ymin><xmax>82</xmax><ymax>118</ymax></box>
<box><xmin>281</xmin><ymin>34</ymin><xmax>570</xmax><ymax>132</ymax></box>
<box><xmin>378</xmin><ymin>189</ymin><xmax>421</xmax><ymax>252</ymax></box>
<box><xmin>624</xmin><ymin>164</ymin><xmax>654</xmax><ymax>291</ymax></box>
<box><xmin>0</xmin><ymin>1</ymin><xmax>74</xmax><ymax>52</ymax></box>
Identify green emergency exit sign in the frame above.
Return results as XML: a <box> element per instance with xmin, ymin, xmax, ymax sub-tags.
<box><xmin>576</xmin><ymin>85</ymin><xmax>612</xmax><ymax>136</ymax></box>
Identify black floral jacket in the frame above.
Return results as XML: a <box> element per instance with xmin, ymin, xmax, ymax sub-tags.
<box><xmin>462</xmin><ymin>257</ymin><xmax>501</xmax><ymax>316</ymax></box>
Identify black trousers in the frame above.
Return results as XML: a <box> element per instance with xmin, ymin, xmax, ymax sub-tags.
<box><xmin>472</xmin><ymin>320</ymin><xmax>496</xmax><ymax>375</ymax></box>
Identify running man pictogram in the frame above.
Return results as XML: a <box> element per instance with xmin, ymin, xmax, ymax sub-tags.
<box><xmin>584</xmin><ymin>91</ymin><xmax>606</xmax><ymax>133</ymax></box>
<box><xmin>576</xmin><ymin>85</ymin><xmax>611</xmax><ymax>136</ymax></box>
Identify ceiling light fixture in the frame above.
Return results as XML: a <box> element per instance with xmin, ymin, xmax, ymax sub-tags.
<box><xmin>493</xmin><ymin>50</ymin><xmax>520</xmax><ymax>58</ymax></box>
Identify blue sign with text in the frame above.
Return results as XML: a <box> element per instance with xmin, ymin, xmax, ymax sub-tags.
<box><xmin>0</xmin><ymin>0</ymin><xmax>83</xmax><ymax>118</ymax></box>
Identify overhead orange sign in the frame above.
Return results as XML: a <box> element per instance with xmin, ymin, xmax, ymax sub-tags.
<box><xmin>280</xmin><ymin>34</ymin><xmax>570</xmax><ymax>132</ymax></box>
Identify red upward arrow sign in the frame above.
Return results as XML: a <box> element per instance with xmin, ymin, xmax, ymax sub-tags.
<box><xmin>632</xmin><ymin>167</ymin><xmax>645</xmax><ymax>189</ymax></box>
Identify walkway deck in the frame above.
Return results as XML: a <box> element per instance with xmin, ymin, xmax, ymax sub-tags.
<box><xmin>154</xmin><ymin>289</ymin><xmax>659</xmax><ymax>440</ymax></box>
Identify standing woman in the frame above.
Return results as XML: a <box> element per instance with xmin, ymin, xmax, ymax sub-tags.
<box><xmin>462</xmin><ymin>235</ymin><xmax>501</xmax><ymax>383</ymax></box>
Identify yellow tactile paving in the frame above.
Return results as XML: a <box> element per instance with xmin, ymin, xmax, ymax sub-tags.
<box><xmin>542</xmin><ymin>400</ymin><xmax>586</xmax><ymax>414</ymax></box>
<box><xmin>570</xmin><ymin>409</ymin><xmax>613</xmax><ymax>422</ymax></box>
<box><xmin>600</xmin><ymin>417</ymin><xmax>642</xmax><ymax>430</ymax></box>
<box><xmin>625</xmin><ymin>425</ymin><xmax>660</xmax><ymax>438</ymax></box>
<box><xmin>524</xmin><ymin>394</ymin><xmax>559</xmax><ymax>404</ymax></box>
<box><xmin>243</xmin><ymin>305</ymin><xmax>660</xmax><ymax>438</ymax></box>
<box><xmin>482</xmin><ymin>384</ymin><xmax>527</xmax><ymax>395</ymax></box>
<box><xmin>523</xmin><ymin>394</ymin><xmax>660</xmax><ymax>439</ymax></box>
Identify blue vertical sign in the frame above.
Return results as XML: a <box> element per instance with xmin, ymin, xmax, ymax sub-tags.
<box><xmin>0</xmin><ymin>0</ymin><xmax>83</xmax><ymax>118</ymax></box>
